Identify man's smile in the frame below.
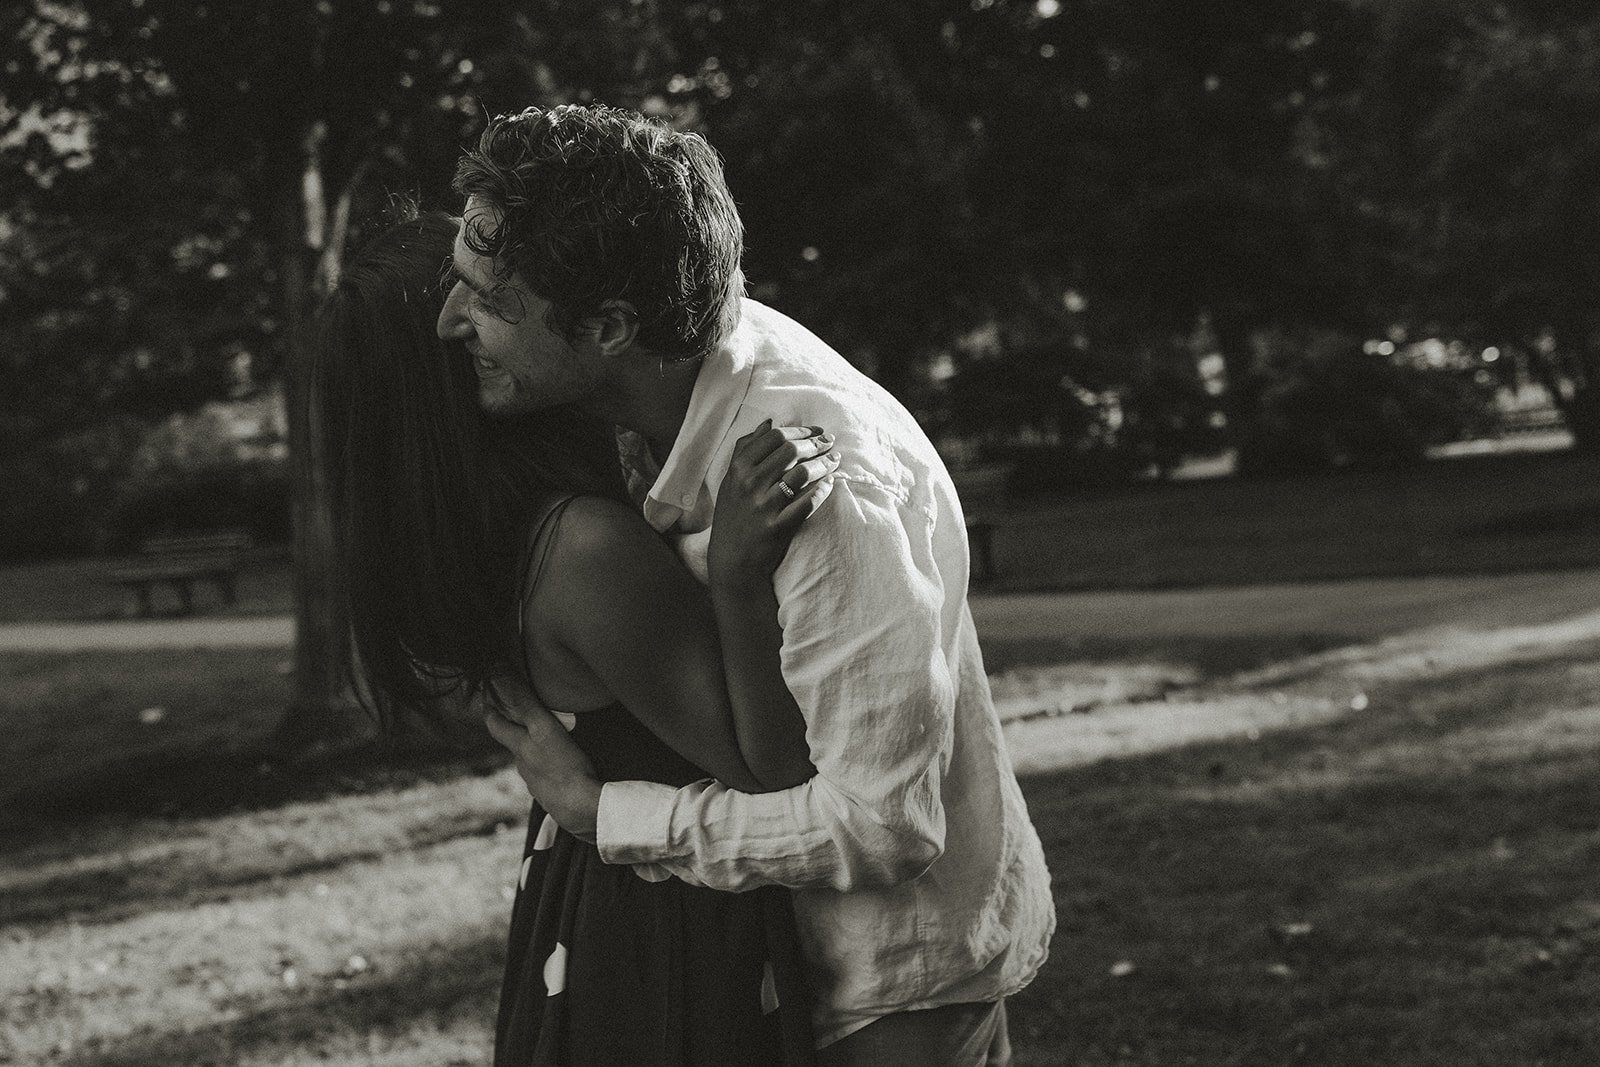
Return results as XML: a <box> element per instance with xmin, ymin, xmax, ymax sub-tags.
<box><xmin>467</xmin><ymin>344</ymin><xmax>502</xmax><ymax>375</ymax></box>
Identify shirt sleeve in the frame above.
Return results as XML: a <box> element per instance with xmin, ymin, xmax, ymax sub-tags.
<box><xmin>596</xmin><ymin>476</ymin><xmax>955</xmax><ymax>891</ymax></box>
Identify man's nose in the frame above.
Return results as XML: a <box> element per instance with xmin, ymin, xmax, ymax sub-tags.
<box><xmin>437</xmin><ymin>281</ymin><xmax>473</xmax><ymax>341</ymax></box>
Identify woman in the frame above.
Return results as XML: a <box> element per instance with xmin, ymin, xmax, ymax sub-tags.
<box><xmin>313</xmin><ymin>212</ymin><xmax>835</xmax><ymax>1064</ymax></box>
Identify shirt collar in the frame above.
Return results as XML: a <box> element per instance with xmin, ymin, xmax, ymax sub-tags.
<box><xmin>636</xmin><ymin>300</ymin><xmax>757</xmax><ymax>531</ymax></box>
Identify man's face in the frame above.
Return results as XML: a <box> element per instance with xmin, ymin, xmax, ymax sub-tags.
<box><xmin>437</xmin><ymin>198</ymin><xmax>602</xmax><ymax>415</ymax></box>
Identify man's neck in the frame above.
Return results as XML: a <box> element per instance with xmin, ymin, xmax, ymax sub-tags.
<box><xmin>597</xmin><ymin>349</ymin><xmax>703</xmax><ymax>466</ymax></box>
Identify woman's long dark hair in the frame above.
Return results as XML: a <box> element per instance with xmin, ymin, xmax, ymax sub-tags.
<box><xmin>313</xmin><ymin>211</ymin><xmax>623</xmax><ymax>728</ymax></box>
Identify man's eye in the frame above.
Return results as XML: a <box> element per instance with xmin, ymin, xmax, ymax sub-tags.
<box><xmin>477</xmin><ymin>284</ymin><xmax>515</xmax><ymax>312</ymax></box>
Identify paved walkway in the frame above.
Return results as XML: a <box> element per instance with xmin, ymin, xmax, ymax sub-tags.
<box><xmin>3</xmin><ymin>567</ymin><xmax>1599</xmax><ymax>653</ymax></box>
<box><xmin>0</xmin><ymin>615</ymin><xmax>293</xmax><ymax>651</ymax></box>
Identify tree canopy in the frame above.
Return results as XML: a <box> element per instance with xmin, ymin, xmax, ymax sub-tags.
<box><xmin>5</xmin><ymin>0</ymin><xmax>1598</xmax><ymax>730</ymax></box>
<box><xmin>1360</xmin><ymin>0</ymin><xmax>1600</xmax><ymax>446</ymax></box>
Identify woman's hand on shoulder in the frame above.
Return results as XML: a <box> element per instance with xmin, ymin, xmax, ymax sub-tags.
<box><xmin>708</xmin><ymin>419</ymin><xmax>838</xmax><ymax>590</ymax></box>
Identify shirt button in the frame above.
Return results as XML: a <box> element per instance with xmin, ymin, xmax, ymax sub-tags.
<box><xmin>681</xmin><ymin>494</ymin><xmax>695</xmax><ymax>507</ymax></box>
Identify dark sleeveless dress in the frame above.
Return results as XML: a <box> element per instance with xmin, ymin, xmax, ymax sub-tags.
<box><xmin>493</xmin><ymin>496</ymin><xmax>816</xmax><ymax>1066</ymax></box>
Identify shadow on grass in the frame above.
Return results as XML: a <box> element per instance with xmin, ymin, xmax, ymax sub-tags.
<box><xmin>1006</xmin><ymin>645</ymin><xmax>1600</xmax><ymax>1065</ymax></box>
<box><xmin>989</xmin><ymin>448</ymin><xmax>1600</xmax><ymax>595</ymax></box>
<box><xmin>1462</xmin><ymin>499</ymin><xmax>1600</xmax><ymax>539</ymax></box>
<box><xmin>57</xmin><ymin>930</ymin><xmax>505</xmax><ymax>1067</ymax></box>
<box><xmin>0</xmin><ymin>735</ymin><xmax>508</xmax><ymax>825</ymax></box>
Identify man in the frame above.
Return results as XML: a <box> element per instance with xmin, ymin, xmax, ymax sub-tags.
<box><xmin>439</xmin><ymin>104</ymin><xmax>1054</xmax><ymax>1064</ymax></box>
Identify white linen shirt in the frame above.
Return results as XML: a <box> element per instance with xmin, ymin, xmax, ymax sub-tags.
<box><xmin>598</xmin><ymin>298</ymin><xmax>1055</xmax><ymax>1047</ymax></box>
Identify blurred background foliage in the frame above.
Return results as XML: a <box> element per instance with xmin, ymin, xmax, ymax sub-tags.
<box><xmin>1</xmin><ymin>0</ymin><xmax>1595</xmax><ymax>563</ymax></box>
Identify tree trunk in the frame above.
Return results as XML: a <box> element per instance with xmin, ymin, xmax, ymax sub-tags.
<box><xmin>1209</xmin><ymin>312</ymin><xmax>1260</xmax><ymax>456</ymax></box>
<box><xmin>1531</xmin><ymin>330</ymin><xmax>1600</xmax><ymax>455</ymax></box>
<box><xmin>1563</xmin><ymin>381</ymin><xmax>1600</xmax><ymax>454</ymax></box>
<box><xmin>1562</xmin><ymin>342</ymin><xmax>1600</xmax><ymax>454</ymax></box>
<box><xmin>272</xmin><ymin>151</ymin><xmax>372</xmax><ymax>750</ymax></box>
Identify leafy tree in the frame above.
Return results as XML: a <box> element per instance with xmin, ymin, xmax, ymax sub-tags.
<box><xmin>1</xmin><ymin>0</ymin><xmax>744</xmax><ymax>740</ymax></box>
<box><xmin>1235</xmin><ymin>327</ymin><xmax>1493</xmax><ymax>475</ymax></box>
<box><xmin>669</xmin><ymin>0</ymin><xmax>1398</xmax><ymax>456</ymax></box>
<box><xmin>659</xmin><ymin>1</ymin><xmax>986</xmax><ymax>405</ymax></box>
<box><xmin>10</xmin><ymin>0</ymin><xmax>1560</xmax><ymax>745</ymax></box>
<box><xmin>949</xmin><ymin>0</ymin><xmax>1386</xmax><ymax>438</ymax></box>
<box><xmin>1365</xmin><ymin>0</ymin><xmax>1600</xmax><ymax>449</ymax></box>
<box><xmin>3</xmin><ymin>1</ymin><xmax>553</xmax><ymax>739</ymax></box>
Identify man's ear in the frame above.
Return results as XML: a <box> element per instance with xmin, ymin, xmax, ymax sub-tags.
<box><xmin>589</xmin><ymin>300</ymin><xmax>641</xmax><ymax>358</ymax></box>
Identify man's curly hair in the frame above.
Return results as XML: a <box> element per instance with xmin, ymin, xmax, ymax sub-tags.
<box><xmin>453</xmin><ymin>104</ymin><xmax>745</xmax><ymax>361</ymax></box>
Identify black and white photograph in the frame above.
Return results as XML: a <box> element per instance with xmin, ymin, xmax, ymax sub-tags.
<box><xmin>2</xmin><ymin>1</ymin><xmax>1598</xmax><ymax>1063</ymax></box>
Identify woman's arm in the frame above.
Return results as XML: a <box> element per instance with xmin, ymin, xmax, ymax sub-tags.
<box><xmin>705</xmin><ymin>421</ymin><xmax>839</xmax><ymax>789</ymax></box>
<box><xmin>708</xmin><ymin>579</ymin><xmax>811</xmax><ymax>789</ymax></box>
<box><xmin>526</xmin><ymin>432</ymin><xmax>830</xmax><ymax>793</ymax></box>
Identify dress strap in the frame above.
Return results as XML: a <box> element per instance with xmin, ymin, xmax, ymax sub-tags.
<box><xmin>514</xmin><ymin>494</ymin><xmax>579</xmax><ymax>685</ymax></box>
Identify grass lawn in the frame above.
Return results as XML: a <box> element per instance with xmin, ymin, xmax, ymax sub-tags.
<box><xmin>0</xmin><ymin>648</ymin><xmax>506</xmax><ymax>834</ymax></box>
<box><xmin>2</xmin><ymin>448</ymin><xmax>1597</xmax><ymax>623</ymax></box>
<box><xmin>989</xmin><ymin>448</ymin><xmax>1600</xmax><ymax>591</ymax></box>
<box><xmin>5</xmin><ymin>604</ymin><xmax>1600</xmax><ymax>1063</ymax></box>
<box><xmin>1006</xmin><ymin>642</ymin><xmax>1600</xmax><ymax>1065</ymax></box>
<box><xmin>1</xmin><ymin>648</ymin><xmax>294</xmax><ymax>819</ymax></box>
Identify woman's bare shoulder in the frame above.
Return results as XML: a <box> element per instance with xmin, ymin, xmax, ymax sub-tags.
<box><xmin>544</xmin><ymin>494</ymin><xmax>660</xmax><ymax>569</ymax></box>
<box><xmin>527</xmin><ymin>495</ymin><xmax>676</xmax><ymax>620</ymax></box>
<box><xmin>526</xmin><ymin>494</ymin><xmax>705</xmax><ymax>674</ymax></box>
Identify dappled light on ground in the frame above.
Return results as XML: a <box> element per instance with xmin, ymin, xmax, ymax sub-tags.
<box><xmin>997</xmin><ymin>606</ymin><xmax>1600</xmax><ymax>782</ymax></box>
<box><xmin>2</xmin><ymin>771</ymin><xmax>532</xmax><ymax>1066</ymax></box>
<box><xmin>1005</xmin><ymin>618</ymin><xmax>1600</xmax><ymax>1064</ymax></box>
<box><xmin>0</xmin><ymin>773</ymin><xmax>530</xmax><ymax>928</ymax></box>
<box><xmin>7</xmin><ymin>593</ymin><xmax>1600</xmax><ymax>1062</ymax></box>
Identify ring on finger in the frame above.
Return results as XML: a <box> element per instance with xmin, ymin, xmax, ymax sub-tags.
<box><xmin>775</xmin><ymin>477</ymin><xmax>797</xmax><ymax>500</ymax></box>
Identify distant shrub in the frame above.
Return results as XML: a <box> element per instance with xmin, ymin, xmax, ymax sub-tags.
<box><xmin>102</xmin><ymin>390</ymin><xmax>290</xmax><ymax>551</ymax></box>
<box><xmin>0</xmin><ymin>444</ymin><xmax>101</xmax><ymax>559</ymax></box>
<box><xmin>1565</xmin><ymin>387</ymin><xmax>1600</xmax><ymax>454</ymax></box>
<box><xmin>942</xmin><ymin>336</ymin><xmax>1228</xmax><ymax>490</ymax></box>
<box><xmin>0</xmin><ymin>420</ymin><xmax>145</xmax><ymax>561</ymax></box>
<box><xmin>101</xmin><ymin>463</ymin><xmax>290</xmax><ymax>552</ymax></box>
<box><xmin>1236</xmin><ymin>329</ymin><xmax>1495</xmax><ymax>478</ymax></box>
<box><xmin>943</xmin><ymin>344</ymin><xmax>1149</xmax><ymax>496</ymax></box>
<box><xmin>1118</xmin><ymin>369</ymin><xmax>1229</xmax><ymax>477</ymax></box>
<box><xmin>991</xmin><ymin>443</ymin><xmax>1148</xmax><ymax>497</ymax></box>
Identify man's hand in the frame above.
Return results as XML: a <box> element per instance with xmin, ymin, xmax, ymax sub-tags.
<box><xmin>483</xmin><ymin>673</ymin><xmax>603</xmax><ymax>843</ymax></box>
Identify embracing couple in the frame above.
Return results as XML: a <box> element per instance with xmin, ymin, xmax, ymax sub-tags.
<box><xmin>314</xmin><ymin>104</ymin><xmax>1054</xmax><ymax>1065</ymax></box>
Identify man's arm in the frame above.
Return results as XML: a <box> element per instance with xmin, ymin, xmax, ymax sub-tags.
<box><xmin>597</xmin><ymin>477</ymin><xmax>953</xmax><ymax>891</ymax></box>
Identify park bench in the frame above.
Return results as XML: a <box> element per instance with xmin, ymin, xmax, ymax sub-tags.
<box><xmin>950</xmin><ymin>464</ymin><xmax>1011</xmax><ymax>583</ymax></box>
<box><xmin>107</xmin><ymin>528</ymin><xmax>254</xmax><ymax>617</ymax></box>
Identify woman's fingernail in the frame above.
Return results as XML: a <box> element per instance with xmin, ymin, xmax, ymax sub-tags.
<box><xmin>817</xmin><ymin>433</ymin><xmax>835</xmax><ymax>445</ymax></box>
<box><xmin>826</xmin><ymin>451</ymin><xmax>841</xmax><ymax>463</ymax></box>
